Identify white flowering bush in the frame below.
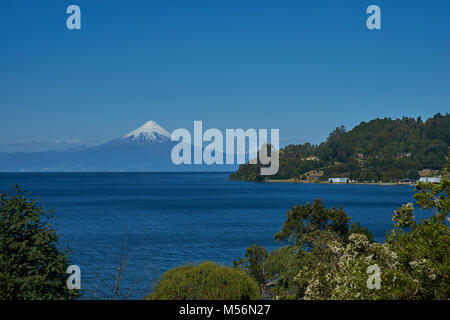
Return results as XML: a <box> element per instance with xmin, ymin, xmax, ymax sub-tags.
<box><xmin>240</xmin><ymin>167</ymin><xmax>449</xmax><ymax>300</ymax></box>
<box><xmin>295</xmin><ymin>234</ymin><xmax>419</xmax><ymax>300</ymax></box>
<box><xmin>293</xmin><ymin>168</ymin><xmax>449</xmax><ymax>300</ymax></box>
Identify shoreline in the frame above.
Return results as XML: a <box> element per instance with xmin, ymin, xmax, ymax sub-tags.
<box><xmin>265</xmin><ymin>178</ymin><xmax>414</xmax><ymax>186</ymax></box>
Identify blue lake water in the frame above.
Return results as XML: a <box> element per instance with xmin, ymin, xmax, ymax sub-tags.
<box><xmin>0</xmin><ymin>172</ymin><xmax>417</xmax><ymax>299</ymax></box>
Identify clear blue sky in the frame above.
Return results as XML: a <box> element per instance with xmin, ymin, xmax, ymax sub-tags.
<box><xmin>1</xmin><ymin>0</ymin><xmax>449</xmax><ymax>146</ymax></box>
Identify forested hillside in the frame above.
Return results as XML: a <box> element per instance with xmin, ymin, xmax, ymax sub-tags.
<box><xmin>230</xmin><ymin>113</ymin><xmax>449</xmax><ymax>182</ymax></box>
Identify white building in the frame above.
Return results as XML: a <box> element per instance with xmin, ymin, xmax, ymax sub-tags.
<box><xmin>419</xmin><ymin>177</ymin><xmax>441</xmax><ymax>183</ymax></box>
<box><xmin>328</xmin><ymin>177</ymin><xmax>349</xmax><ymax>183</ymax></box>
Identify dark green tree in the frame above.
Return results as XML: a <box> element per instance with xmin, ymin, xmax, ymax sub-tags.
<box><xmin>234</xmin><ymin>244</ymin><xmax>269</xmax><ymax>295</ymax></box>
<box><xmin>0</xmin><ymin>187</ymin><xmax>79</xmax><ymax>300</ymax></box>
<box><xmin>275</xmin><ymin>199</ymin><xmax>350</xmax><ymax>249</ymax></box>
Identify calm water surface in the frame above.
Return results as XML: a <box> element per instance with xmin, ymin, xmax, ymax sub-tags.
<box><xmin>0</xmin><ymin>172</ymin><xmax>417</xmax><ymax>299</ymax></box>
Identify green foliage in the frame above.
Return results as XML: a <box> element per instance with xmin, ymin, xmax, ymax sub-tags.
<box><xmin>235</xmin><ymin>245</ymin><xmax>302</xmax><ymax>299</ymax></box>
<box><xmin>294</xmin><ymin>233</ymin><xmax>417</xmax><ymax>300</ymax></box>
<box><xmin>233</xmin><ymin>244</ymin><xmax>268</xmax><ymax>288</ymax></box>
<box><xmin>230</xmin><ymin>164</ymin><xmax>261</xmax><ymax>181</ymax></box>
<box><xmin>0</xmin><ymin>187</ymin><xmax>78</xmax><ymax>300</ymax></box>
<box><xmin>274</xmin><ymin>199</ymin><xmax>351</xmax><ymax>249</ymax></box>
<box><xmin>386</xmin><ymin>170</ymin><xmax>450</xmax><ymax>299</ymax></box>
<box><xmin>349</xmin><ymin>222</ymin><xmax>374</xmax><ymax>242</ymax></box>
<box><xmin>147</xmin><ymin>262</ymin><xmax>261</xmax><ymax>300</ymax></box>
<box><xmin>265</xmin><ymin>246</ymin><xmax>301</xmax><ymax>298</ymax></box>
<box><xmin>235</xmin><ymin>200</ymin><xmax>373</xmax><ymax>299</ymax></box>
<box><xmin>231</xmin><ymin>113</ymin><xmax>449</xmax><ymax>182</ymax></box>
<box><xmin>280</xmin><ymin>168</ymin><xmax>450</xmax><ymax>300</ymax></box>
<box><xmin>413</xmin><ymin>170</ymin><xmax>449</xmax><ymax>222</ymax></box>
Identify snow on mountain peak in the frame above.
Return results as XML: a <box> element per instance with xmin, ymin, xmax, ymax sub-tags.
<box><xmin>123</xmin><ymin>121</ymin><xmax>172</xmax><ymax>143</ymax></box>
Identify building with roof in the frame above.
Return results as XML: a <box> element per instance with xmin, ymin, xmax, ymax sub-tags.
<box><xmin>419</xmin><ymin>177</ymin><xmax>441</xmax><ymax>183</ymax></box>
<box><xmin>328</xmin><ymin>177</ymin><xmax>349</xmax><ymax>184</ymax></box>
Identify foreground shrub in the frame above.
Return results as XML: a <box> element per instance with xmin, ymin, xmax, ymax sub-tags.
<box><xmin>147</xmin><ymin>262</ymin><xmax>261</xmax><ymax>300</ymax></box>
<box><xmin>0</xmin><ymin>187</ymin><xmax>79</xmax><ymax>300</ymax></box>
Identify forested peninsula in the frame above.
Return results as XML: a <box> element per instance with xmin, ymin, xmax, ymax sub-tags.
<box><xmin>230</xmin><ymin>114</ymin><xmax>449</xmax><ymax>183</ymax></box>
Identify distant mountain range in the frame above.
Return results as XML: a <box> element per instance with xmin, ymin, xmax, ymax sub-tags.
<box><xmin>0</xmin><ymin>121</ymin><xmax>237</xmax><ymax>172</ymax></box>
<box><xmin>0</xmin><ymin>139</ymin><xmax>101</xmax><ymax>153</ymax></box>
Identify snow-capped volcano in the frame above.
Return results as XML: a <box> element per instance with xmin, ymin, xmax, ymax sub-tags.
<box><xmin>0</xmin><ymin>119</ymin><xmax>238</xmax><ymax>171</ymax></box>
<box><xmin>122</xmin><ymin>120</ymin><xmax>172</xmax><ymax>143</ymax></box>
